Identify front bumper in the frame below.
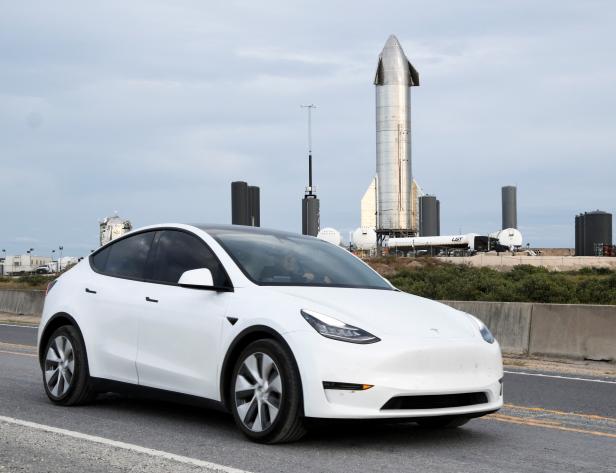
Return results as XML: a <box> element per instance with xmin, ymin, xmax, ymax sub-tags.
<box><xmin>286</xmin><ymin>330</ymin><xmax>504</xmax><ymax>419</ymax></box>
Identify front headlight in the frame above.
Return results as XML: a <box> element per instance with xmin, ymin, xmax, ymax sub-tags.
<box><xmin>479</xmin><ymin>324</ymin><xmax>495</xmax><ymax>344</ymax></box>
<box><xmin>300</xmin><ymin>309</ymin><xmax>380</xmax><ymax>344</ymax></box>
<box><xmin>465</xmin><ymin>313</ymin><xmax>495</xmax><ymax>344</ymax></box>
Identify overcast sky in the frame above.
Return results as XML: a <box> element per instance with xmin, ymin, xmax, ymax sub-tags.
<box><xmin>1</xmin><ymin>0</ymin><xmax>615</xmax><ymax>256</ymax></box>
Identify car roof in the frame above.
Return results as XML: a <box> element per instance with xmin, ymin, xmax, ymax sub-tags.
<box><xmin>189</xmin><ymin>224</ymin><xmax>311</xmax><ymax>239</ymax></box>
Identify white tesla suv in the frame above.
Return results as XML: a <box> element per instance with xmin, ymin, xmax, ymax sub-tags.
<box><xmin>38</xmin><ymin>224</ymin><xmax>503</xmax><ymax>443</ymax></box>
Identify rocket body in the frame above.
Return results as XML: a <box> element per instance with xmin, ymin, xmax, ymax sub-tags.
<box><xmin>374</xmin><ymin>35</ymin><xmax>419</xmax><ymax>231</ymax></box>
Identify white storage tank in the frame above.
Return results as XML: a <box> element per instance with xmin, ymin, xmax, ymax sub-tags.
<box><xmin>490</xmin><ymin>228</ymin><xmax>523</xmax><ymax>248</ymax></box>
<box><xmin>351</xmin><ymin>227</ymin><xmax>377</xmax><ymax>251</ymax></box>
<box><xmin>317</xmin><ymin>227</ymin><xmax>342</xmax><ymax>246</ymax></box>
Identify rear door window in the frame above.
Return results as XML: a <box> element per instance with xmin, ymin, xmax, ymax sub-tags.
<box><xmin>146</xmin><ymin>230</ymin><xmax>228</xmax><ymax>286</ymax></box>
<box><xmin>91</xmin><ymin>231</ymin><xmax>155</xmax><ymax>280</ymax></box>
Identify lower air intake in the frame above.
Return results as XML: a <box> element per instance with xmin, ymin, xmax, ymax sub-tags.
<box><xmin>381</xmin><ymin>392</ymin><xmax>488</xmax><ymax>410</ymax></box>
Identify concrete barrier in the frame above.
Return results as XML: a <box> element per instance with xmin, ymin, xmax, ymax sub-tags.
<box><xmin>442</xmin><ymin>301</ymin><xmax>533</xmax><ymax>355</ymax></box>
<box><xmin>443</xmin><ymin>300</ymin><xmax>616</xmax><ymax>362</ymax></box>
<box><xmin>0</xmin><ymin>289</ymin><xmax>46</xmax><ymax>315</ymax></box>
<box><xmin>529</xmin><ymin>304</ymin><xmax>616</xmax><ymax>362</ymax></box>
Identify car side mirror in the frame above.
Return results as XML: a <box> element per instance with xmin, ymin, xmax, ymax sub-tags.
<box><xmin>178</xmin><ymin>268</ymin><xmax>214</xmax><ymax>288</ymax></box>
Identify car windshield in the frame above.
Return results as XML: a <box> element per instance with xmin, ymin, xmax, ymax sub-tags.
<box><xmin>205</xmin><ymin>227</ymin><xmax>392</xmax><ymax>290</ymax></box>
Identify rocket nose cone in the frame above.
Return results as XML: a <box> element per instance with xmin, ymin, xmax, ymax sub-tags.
<box><xmin>383</xmin><ymin>34</ymin><xmax>402</xmax><ymax>50</ymax></box>
<box><xmin>374</xmin><ymin>34</ymin><xmax>419</xmax><ymax>86</ymax></box>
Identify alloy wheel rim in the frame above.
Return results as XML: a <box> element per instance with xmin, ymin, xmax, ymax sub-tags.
<box><xmin>234</xmin><ymin>352</ymin><xmax>282</xmax><ymax>432</ymax></box>
<box><xmin>45</xmin><ymin>335</ymin><xmax>75</xmax><ymax>398</ymax></box>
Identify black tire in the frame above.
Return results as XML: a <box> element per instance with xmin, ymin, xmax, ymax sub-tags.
<box><xmin>416</xmin><ymin>415</ymin><xmax>470</xmax><ymax>429</ymax></box>
<box><xmin>229</xmin><ymin>339</ymin><xmax>306</xmax><ymax>443</ymax></box>
<box><xmin>42</xmin><ymin>325</ymin><xmax>95</xmax><ymax>406</ymax></box>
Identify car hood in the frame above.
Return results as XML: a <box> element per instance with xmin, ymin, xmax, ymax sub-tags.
<box><xmin>267</xmin><ymin>286</ymin><xmax>478</xmax><ymax>340</ymax></box>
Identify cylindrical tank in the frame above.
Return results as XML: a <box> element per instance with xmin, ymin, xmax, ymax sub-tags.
<box><xmin>496</xmin><ymin>228</ymin><xmax>523</xmax><ymax>248</ymax></box>
<box><xmin>436</xmin><ymin>199</ymin><xmax>441</xmax><ymax>236</ymax></box>
<box><xmin>302</xmin><ymin>197</ymin><xmax>320</xmax><ymax>236</ymax></box>
<box><xmin>231</xmin><ymin>181</ymin><xmax>249</xmax><ymax>225</ymax></box>
<box><xmin>574</xmin><ymin>214</ymin><xmax>582</xmax><ymax>256</ymax></box>
<box><xmin>317</xmin><ymin>227</ymin><xmax>342</xmax><ymax>246</ymax></box>
<box><xmin>351</xmin><ymin>227</ymin><xmax>377</xmax><ymax>251</ymax></box>
<box><xmin>248</xmin><ymin>186</ymin><xmax>260</xmax><ymax>227</ymax></box>
<box><xmin>374</xmin><ymin>35</ymin><xmax>419</xmax><ymax>231</ymax></box>
<box><xmin>581</xmin><ymin>211</ymin><xmax>612</xmax><ymax>256</ymax></box>
<box><xmin>419</xmin><ymin>195</ymin><xmax>439</xmax><ymax>236</ymax></box>
<box><xmin>502</xmin><ymin>186</ymin><xmax>517</xmax><ymax>230</ymax></box>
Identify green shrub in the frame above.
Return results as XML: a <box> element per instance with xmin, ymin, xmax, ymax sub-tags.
<box><xmin>381</xmin><ymin>260</ymin><xmax>616</xmax><ymax>305</ymax></box>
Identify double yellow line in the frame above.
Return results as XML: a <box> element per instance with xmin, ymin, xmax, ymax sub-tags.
<box><xmin>486</xmin><ymin>404</ymin><xmax>616</xmax><ymax>439</ymax></box>
<box><xmin>0</xmin><ymin>342</ymin><xmax>37</xmax><ymax>358</ymax></box>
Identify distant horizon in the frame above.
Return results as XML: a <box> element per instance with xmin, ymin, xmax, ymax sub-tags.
<box><xmin>2</xmin><ymin>1</ymin><xmax>615</xmax><ymax>256</ymax></box>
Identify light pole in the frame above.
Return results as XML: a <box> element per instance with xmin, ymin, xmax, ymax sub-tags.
<box><xmin>59</xmin><ymin>246</ymin><xmax>64</xmax><ymax>272</ymax></box>
<box><xmin>26</xmin><ymin>248</ymin><xmax>34</xmax><ymax>275</ymax></box>
<box><xmin>51</xmin><ymin>249</ymin><xmax>56</xmax><ymax>273</ymax></box>
<box><xmin>1</xmin><ymin>249</ymin><xmax>5</xmax><ymax>277</ymax></box>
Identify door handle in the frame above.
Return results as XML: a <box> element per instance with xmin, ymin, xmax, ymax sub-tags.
<box><xmin>145</xmin><ymin>296</ymin><xmax>158</xmax><ymax>303</ymax></box>
<box><xmin>85</xmin><ymin>288</ymin><xmax>97</xmax><ymax>294</ymax></box>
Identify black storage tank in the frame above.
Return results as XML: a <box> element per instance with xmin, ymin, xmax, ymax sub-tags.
<box><xmin>582</xmin><ymin>211</ymin><xmax>612</xmax><ymax>256</ymax></box>
<box><xmin>419</xmin><ymin>195</ymin><xmax>440</xmax><ymax>237</ymax></box>
<box><xmin>502</xmin><ymin>185</ymin><xmax>517</xmax><ymax>229</ymax></box>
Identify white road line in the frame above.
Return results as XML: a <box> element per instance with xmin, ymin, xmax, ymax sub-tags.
<box><xmin>504</xmin><ymin>370</ymin><xmax>616</xmax><ymax>385</ymax></box>
<box><xmin>0</xmin><ymin>323</ymin><xmax>37</xmax><ymax>329</ymax></box>
<box><xmin>0</xmin><ymin>415</ymin><xmax>251</xmax><ymax>473</ymax></box>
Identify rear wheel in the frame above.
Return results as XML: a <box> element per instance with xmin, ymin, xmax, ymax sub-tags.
<box><xmin>230</xmin><ymin>339</ymin><xmax>306</xmax><ymax>443</ymax></box>
<box><xmin>416</xmin><ymin>415</ymin><xmax>470</xmax><ymax>429</ymax></box>
<box><xmin>43</xmin><ymin>325</ymin><xmax>95</xmax><ymax>405</ymax></box>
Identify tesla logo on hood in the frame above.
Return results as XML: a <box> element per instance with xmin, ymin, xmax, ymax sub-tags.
<box><xmin>429</xmin><ymin>328</ymin><xmax>440</xmax><ymax>334</ymax></box>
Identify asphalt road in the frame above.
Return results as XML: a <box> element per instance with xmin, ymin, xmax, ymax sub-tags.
<box><xmin>1</xmin><ymin>324</ymin><xmax>615</xmax><ymax>472</ymax></box>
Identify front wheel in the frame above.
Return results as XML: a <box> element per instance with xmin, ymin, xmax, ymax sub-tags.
<box><xmin>230</xmin><ymin>339</ymin><xmax>306</xmax><ymax>443</ymax></box>
<box><xmin>42</xmin><ymin>325</ymin><xmax>95</xmax><ymax>405</ymax></box>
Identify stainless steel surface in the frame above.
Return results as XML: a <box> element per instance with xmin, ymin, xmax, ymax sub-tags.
<box><xmin>44</xmin><ymin>335</ymin><xmax>74</xmax><ymax>398</ymax></box>
<box><xmin>374</xmin><ymin>35</ymin><xmax>419</xmax><ymax>231</ymax></box>
<box><xmin>234</xmin><ymin>352</ymin><xmax>282</xmax><ymax>432</ymax></box>
<box><xmin>501</xmin><ymin>186</ymin><xmax>518</xmax><ymax>230</ymax></box>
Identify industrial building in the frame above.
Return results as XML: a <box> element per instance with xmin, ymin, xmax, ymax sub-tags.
<box><xmin>1</xmin><ymin>254</ymin><xmax>52</xmax><ymax>275</ymax></box>
<box><xmin>99</xmin><ymin>214</ymin><xmax>132</xmax><ymax>246</ymax></box>
<box><xmin>575</xmin><ymin>211</ymin><xmax>613</xmax><ymax>256</ymax></box>
<box><xmin>231</xmin><ymin>181</ymin><xmax>261</xmax><ymax>227</ymax></box>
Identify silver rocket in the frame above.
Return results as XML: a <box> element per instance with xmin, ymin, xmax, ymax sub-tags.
<box><xmin>374</xmin><ymin>35</ymin><xmax>419</xmax><ymax>231</ymax></box>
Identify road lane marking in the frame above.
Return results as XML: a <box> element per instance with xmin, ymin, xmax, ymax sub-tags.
<box><xmin>0</xmin><ymin>341</ymin><xmax>36</xmax><ymax>350</ymax></box>
<box><xmin>0</xmin><ymin>416</ymin><xmax>251</xmax><ymax>473</ymax></box>
<box><xmin>504</xmin><ymin>370</ymin><xmax>616</xmax><ymax>384</ymax></box>
<box><xmin>487</xmin><ymin>413</ymin><xmax>616</xmax><ymax>439</ymax></box>
<box><xmin>0</xmin><ymin>350</ymin><xmax>37</xmax><ymax>358</ymax></box>
<box><xmin>505</xmin><ymin>403</ymin><xmax>616</xmax><ymax>422</ymax></box>
<box><xmin>0</xmin><ymin>323</ymin><xmax>38</xmax><ymax>329</ymax></box>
